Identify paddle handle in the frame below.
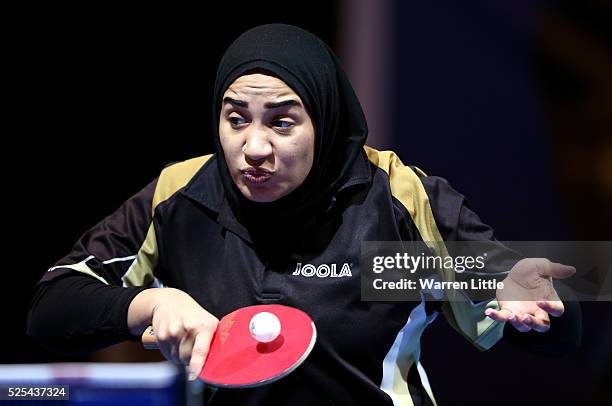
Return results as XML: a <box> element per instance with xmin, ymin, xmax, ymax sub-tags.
<box><xmin>141</xmin><ymin>326</ymin><xmax>159</xmax><ymax>349</ymax></box>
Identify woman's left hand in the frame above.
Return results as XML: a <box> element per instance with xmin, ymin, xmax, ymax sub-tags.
<box><xmin>484</xmin><ymin>258</ymin><xmax>576</xmax><ymax>332</ymax></box>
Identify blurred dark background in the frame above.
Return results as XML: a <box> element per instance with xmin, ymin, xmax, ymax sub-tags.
<box><xmin>5</xmin><ymin>1</ymin><xmax>611</xmax><ymax>405</ymax></box>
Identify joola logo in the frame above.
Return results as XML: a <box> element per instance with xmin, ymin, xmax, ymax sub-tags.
<box><xmin>291</xmin><ymin>263</ymin><xmax>353</xmax><ymax>278</ymax></box>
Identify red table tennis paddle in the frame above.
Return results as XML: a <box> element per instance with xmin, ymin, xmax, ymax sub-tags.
<box><xmin>141</xmin><ymin>304</ymin><xmax>317</xmax><ymax>388</ymax></box>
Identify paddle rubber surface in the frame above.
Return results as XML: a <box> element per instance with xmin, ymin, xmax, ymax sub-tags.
<box><xmin>200</xmin><ymin>304</ymin><xmax>316</xmax><ymax>388</ymax></box>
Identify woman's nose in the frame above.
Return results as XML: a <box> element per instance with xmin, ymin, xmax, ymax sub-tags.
<box><xmin>243</xmin><ymin>131</ymin><xmax>273</xmax><ymax>162</ymax></box>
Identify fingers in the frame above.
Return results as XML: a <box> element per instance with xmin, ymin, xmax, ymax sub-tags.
<box><xmin>539</xmin><ymin>261</ymin><xmax>576</xmax><ymax>280</ymax></box>
<box><xmin>168</xmin><ymin>318</ymin><xmax>184</xmax><ymax>363</ymax></box>
<box><xmin>179</xmin><ymin>333</ymin><xmax>196</xmax><ymax>366</ymax></box>
<box><xmin>522</xmin><ymin>311</ymin><xmax>551</xmax><ymax>333</ymax></box>
<box><xmin>491</xmin><ymin>307</ymin><xmax>552</xmax><ymax>333</ymax></box>
<box><xmin>188</xmin><ymin>332</ymin><xmax>213</xmax><ymax>381</ymax></box>
<box><xmin>508</xmin><ymin>313</ymin><xmax>532</xmax><ymax>332</ymax></box>
<box><xmin>155</xmin><ymin>318</ymin><xmax>218</xmax><ymax>382</ymax></box>
<box><xmin>179</xmin><ymin>320</ymin><xmax>218</xmax><ymax>380</ymax></box>
<box><xmin>155</xmin><ymin>318</ymin><xmax>183</xmax><ymax>365</ymax></box>
<box><xmin>484</xmin><ymin>307</ymin><xmax>535</xmax><ymax>332</ymax></box>
<box><xmin>146</xmin><ymin>289</ymin><xmax>219</xmax><ymax>373</ymax></box>
<box><xmin>485</xmin><ymin>308</ymin><xmax>515</xmax><ymax>323</ymax></box>
<box><xmin>537</xmin><ymin>300</ymin><xmax>565</xmax><ymax>317</ymax></box>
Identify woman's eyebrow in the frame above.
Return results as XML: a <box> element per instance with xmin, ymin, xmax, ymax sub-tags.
<box><xmin>222</xmin><ymin>97</ymin><xmax>302</xmax><ymax>109</ymax></box>
<box><xmin>264</xmin><ymin>99</ymin><xmax>302</xmax><ymax>109</ymax></box>
<box><xmin>223</xmin><ymin>97</ymin><xmax>248</xmax><ymax>108</ymax></box>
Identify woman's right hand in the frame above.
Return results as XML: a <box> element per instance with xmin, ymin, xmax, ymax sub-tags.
<box><xmin>128</xmin><ymin>288</ymin><xmax>219</xmax><ymax>380</ymax></box>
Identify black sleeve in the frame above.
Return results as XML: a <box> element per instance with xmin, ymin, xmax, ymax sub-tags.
<box><xmin>421</xmin><ymin>175</ymin><xmax>582</xmax><ymax>355</ymax></box>
<box><xmin>27</xmin><ymin>273</ymin><xmax>149</xmax><ymax>355</ymax></box>
<box><xmin>421</xmin><ymin>176</ymin><xmax>521</xmax><ymax>293</ymax></box>
<box><xmin>27</xmin><ymin>178</ymin><xmax>160</xmax><ymax>355</ymax></box>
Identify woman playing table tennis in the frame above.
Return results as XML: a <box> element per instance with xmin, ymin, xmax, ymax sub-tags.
<box><xmin>29</xmin><ymin>24</ymin><xmax>580</xmax><ymax>405</ymax></box>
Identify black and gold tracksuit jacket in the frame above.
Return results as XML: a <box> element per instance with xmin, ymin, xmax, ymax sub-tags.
<box><xmin>28</xmin><ymin>146</ymin><xmax>579</xmax><ymax>406</ymax></box>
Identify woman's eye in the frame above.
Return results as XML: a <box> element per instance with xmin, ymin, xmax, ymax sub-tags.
<box><xmin>229</xmin><ymin>116</ymin><xmax>246</xmax><ymax>127</ymax></box>
<box><xmin>272</xmin><ymin>120</ymin><xmax>294</xmax><ymax>129</ymax></box>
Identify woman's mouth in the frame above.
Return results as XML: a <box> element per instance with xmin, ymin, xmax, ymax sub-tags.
<box><xmin>241</xmin><ymin>168</ymin><xmax>274</xmax><ymax>185</ymax></box>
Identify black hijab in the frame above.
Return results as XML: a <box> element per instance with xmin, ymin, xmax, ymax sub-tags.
<box><xmin>211</xmin><ymin>24</ymin><xmax>368</xmax><ymax>250</ymax></box>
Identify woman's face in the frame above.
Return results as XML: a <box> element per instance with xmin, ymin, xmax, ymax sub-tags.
<box><xmin>219</xmin><ymin>73</ymin><xmax>315</xmax><ymax>203</ymax></box>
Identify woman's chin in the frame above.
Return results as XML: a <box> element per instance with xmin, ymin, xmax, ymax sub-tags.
<box><xmin>239</xmin><ymin>185</ymin><xmax>285</xmax><ymax>203</ymax></box>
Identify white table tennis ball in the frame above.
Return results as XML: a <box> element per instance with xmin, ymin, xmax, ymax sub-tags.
<box><xmin>249</xmin><ymin>312</ymin><xmax>281</xmax><ymax>343</ymax></box>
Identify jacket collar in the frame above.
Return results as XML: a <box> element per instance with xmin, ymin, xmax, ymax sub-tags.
<box><xmin>180</xmin><ymin>150</ymin><xmax>372</xmax><ymax>243</ymax></box>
